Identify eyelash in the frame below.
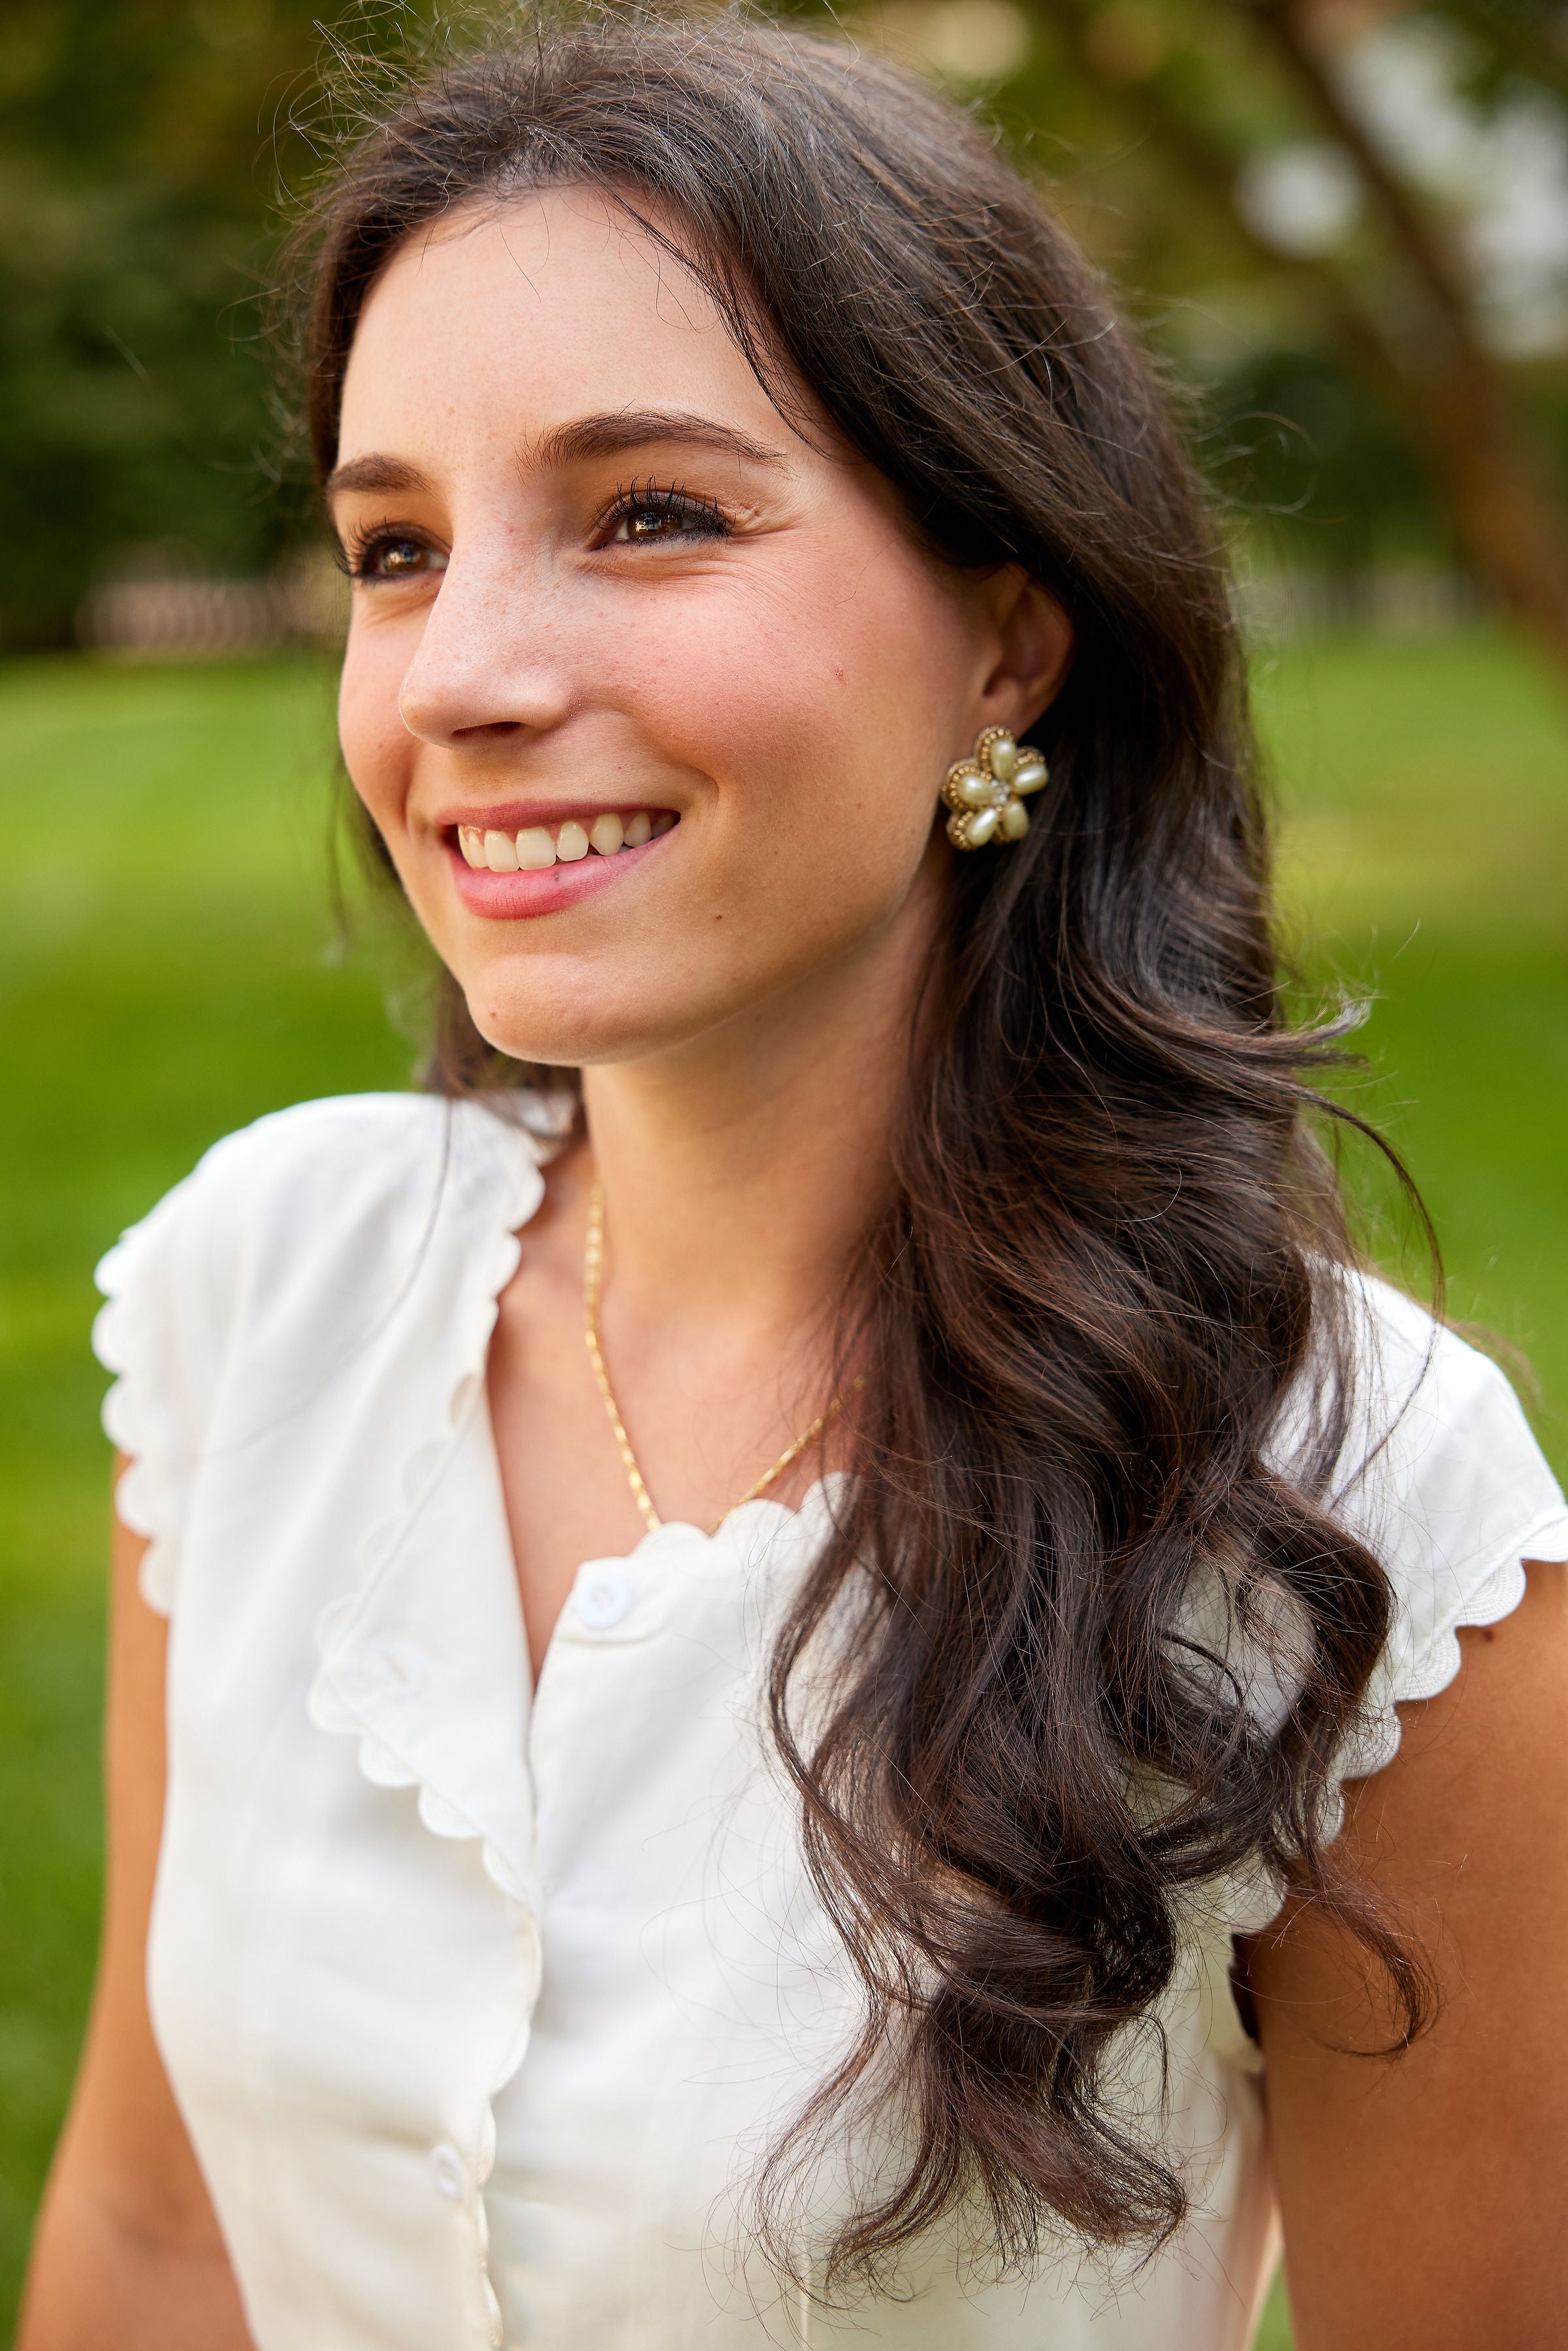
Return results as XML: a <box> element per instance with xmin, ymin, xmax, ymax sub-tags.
<box><xmin>337</xmin><ymin>481</ymin><xmax>734</xmax><ymax>583</ymax></box>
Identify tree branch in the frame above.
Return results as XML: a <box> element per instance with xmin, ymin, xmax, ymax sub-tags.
<box><xmin>1028</xmin><ymin>0</ymin><xmax>1568</xmax><ymax>673</ymax></box>
<box><xmin>1244</xmin><ymin>0</ymin><xmax>1475</xmax><ymax>355</ymax></box>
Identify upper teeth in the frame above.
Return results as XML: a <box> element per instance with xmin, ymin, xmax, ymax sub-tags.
<box><xmin>457</xmin><ymin>811</ymin><xmax>673</xmax><ymax>872</ymax></box>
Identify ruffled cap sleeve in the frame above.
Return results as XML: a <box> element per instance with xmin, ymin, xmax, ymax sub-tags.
<box><xmin>1196</xmin><ymin>1280</ymin><xmax>1568</xmax><ymax>1949</ymax></box>
<box><xmin>1328</xmin><ymin>1280</ymin><xmax>1568</xmax><ymax>1780</ymax></box>
<box><xmin>93</xmin><ymin>1171</ymin><xmax>217</xmax><ymax>1616</ymax></box>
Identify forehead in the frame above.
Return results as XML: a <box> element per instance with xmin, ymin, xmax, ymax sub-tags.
<box><xmin>339</xmin><ymin>186</ymin><xmax>794</xmax><ymax>456</ymax></box>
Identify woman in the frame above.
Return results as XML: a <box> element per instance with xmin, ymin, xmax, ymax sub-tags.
<box><xmin>20</xmin><ymin>16</ymin><xmax>1568</xmax><ymax>2350</ymax></box>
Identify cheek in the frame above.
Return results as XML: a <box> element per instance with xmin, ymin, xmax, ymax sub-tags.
<box><xmin>708</xmin><ymin>558</ymin><xmax>972</xmax><ymax>869</ymax></box>
<box><xmin>337</xmin><ymin>626</ymin><xmax>414</xmax><ymax>827</ymax></box>
<box><xmin>630</xmin><ymin>545</ymin><xmax>970</xmax><ymax>835</ymax></box>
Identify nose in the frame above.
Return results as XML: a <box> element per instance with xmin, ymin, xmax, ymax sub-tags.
<box><xmin>394</xmin><ymin>542</ymin><xmax>573</xmax><ymax>750</ymax></box>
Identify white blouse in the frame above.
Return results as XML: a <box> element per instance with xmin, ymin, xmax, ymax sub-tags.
<box><xmin>95</xmin><ymin>1093</ymin><xmax>1568</xmax><ymax>2351</ymax></box>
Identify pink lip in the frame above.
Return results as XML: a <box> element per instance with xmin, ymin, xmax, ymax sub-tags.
<box><xmin>446</xmin><ymin>829</ymin><xmax>673</xmax><ymax>919</ymax></box>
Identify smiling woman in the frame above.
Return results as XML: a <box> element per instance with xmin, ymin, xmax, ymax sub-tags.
<box><xmin>17</xmin><ymin>15</ymin><xmax>1568</xmax><ymax>2351</ymax></box>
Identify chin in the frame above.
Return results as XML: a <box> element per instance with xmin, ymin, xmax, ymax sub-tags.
<box><xmin>464</xmin><ymin>985</ymin><xmax>697</xmax><ymax>1072</ymax></box>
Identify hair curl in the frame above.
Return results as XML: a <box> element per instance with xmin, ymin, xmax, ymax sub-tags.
<box><xmin>287</xmin><ymin>8</ymin><xmax>1433</xmax><ymax>2297</ymax></box>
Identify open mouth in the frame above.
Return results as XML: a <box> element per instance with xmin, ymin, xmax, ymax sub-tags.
<box><xmin>455</xmin><ymin>810</ymin><xmax>677</xmax><ymax>872</ymax></box>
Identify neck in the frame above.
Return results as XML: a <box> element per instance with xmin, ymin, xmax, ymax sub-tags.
<box><xmin>577</xmin><ymin>865</ymin><xmax>941</xmax><ymax>1352</ymax></box>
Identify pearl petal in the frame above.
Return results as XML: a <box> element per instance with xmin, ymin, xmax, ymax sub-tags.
<box><xmin>999</xmin><ymin>797</ymin><xmax>1030</xmax><ymax>840</ymax></box>
<box><xmin>964</xmin><ymin>805</ymin><xmax>1000</xmax><ymax>847</ymax></box>
<box><xmin>957</xmin><ymin>772</ymin><xmax>996</xmax><ymax>808</ymax></box>
<box><xmin>1014</xmin><ymin>755</ymin><xmax>1048</xmax><ymax>795</ymax></box>
<box><xmin>989</xmin><ymin>735</ymin><xmax>1018</xmax><ymax>782</ymax></box>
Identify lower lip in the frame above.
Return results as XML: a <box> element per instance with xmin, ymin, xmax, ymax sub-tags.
<box><xmin>447</xmin><ymin>831</ymin><xmax>673</xmax><ymax>920</ymax></box>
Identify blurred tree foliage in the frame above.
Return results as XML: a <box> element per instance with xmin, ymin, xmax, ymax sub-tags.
<box><xmin>7</xmin><ymin>0</ymin><xmax>1568</xmax><ymax>650</ymax></box>
<box><xmin>0</xmin><ymin>0</ymin><xmax>436</xmax><ymax>650</ymax></box>
<box><xmin>1007</xmin><ymin>0</ymin><xmax>1568</xmax><ymax>658</ymax></box>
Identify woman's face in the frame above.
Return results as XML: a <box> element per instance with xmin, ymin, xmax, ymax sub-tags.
<box><xmin>333</xmin><ymin>189</ymin><xmax>1069</xmax><ymax>1068</ymax></box>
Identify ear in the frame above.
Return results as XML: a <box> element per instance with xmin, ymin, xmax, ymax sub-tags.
<box><xmin>972</xmin><ymin>568</ymin><xmax>1075</xmax><ymax>739</ymax></box>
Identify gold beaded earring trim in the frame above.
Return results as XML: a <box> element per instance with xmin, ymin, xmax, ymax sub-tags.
<box><xmin>940</xmin><ymin>726</ymin><xmax>1049</xmax><ymax>850</ymax></box>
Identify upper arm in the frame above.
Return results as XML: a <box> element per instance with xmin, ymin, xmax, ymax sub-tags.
<box><xmin>31</xmin><ymin>1472</ymin><xmax>226</xmax><ymax>2253</ymax></box>
<box><xmin>1248</xmin><ymin>1556</ymin><xmax>1568</xmax><ymax>2351</ymax></box>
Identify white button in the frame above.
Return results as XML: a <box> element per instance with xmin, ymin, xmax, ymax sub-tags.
<box><xmin>430</xmin><ymin>2140</ymin><xmax>467</xmax><ymax>2201</ymax></box>
<box><xmin>575</xmin><ymin>1568</ymin><xmax>633</xmax><ymax>1629</ymax></box>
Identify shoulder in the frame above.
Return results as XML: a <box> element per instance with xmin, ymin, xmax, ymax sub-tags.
<box><xmin>1315</xmin><ymin>1271</ymin><xmax>1568</xmax><ymax>1765</ymax></box>
<box><xmin>180</xmin><ymin>1089</ymin><xmax>461</xmax><ymax>1224</ymax></box>
<box><xmin>1328</xmin><ymin>1273</ymin><xmax>1563</xmax><ymax>1552</ymax></box>
<box><xmin>95</xmin><ymin>1096</ymin><xmax>420</xmax><ymax>1337</ymax></box>
<box><xmin>104</xmin><ymin>1090</ymin><xmax>536</xmax><ymax>1286</ymax></box>
<box><xmin>1340</xmin><ymin>1271</ymin><xmax>1514</xmax><ymax>1431</ymax></box>
<box><xmin>94</xmin><ymin>1089</ymin><xmax>543</xmax><ymax>1407</ymax></box>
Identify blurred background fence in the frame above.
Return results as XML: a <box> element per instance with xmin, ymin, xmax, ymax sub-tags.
<box><xmin>4</xmin><ymin>4</ymin><xmax>1568</xmax><ymax>2345</ymax></box>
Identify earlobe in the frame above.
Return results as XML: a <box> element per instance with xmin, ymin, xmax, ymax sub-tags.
<box><xmin>981</xmin><ymin>569</ymin><xmax>1075</xmax><ymax>735</ymax></box>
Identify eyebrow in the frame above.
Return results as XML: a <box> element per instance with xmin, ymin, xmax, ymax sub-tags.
<box><xmin>323</xmin><ymin>454</ymin><xmax>436</xmax><ymax>502</ymax></box>
<box><xmin>528</xmin><ymin>410</ymin><xmax>787</xmax><ymax>469</ymax></box>
<box><xmin>325</xmin><ymin>411</ymin><xmax>786</xmax><ymax>504</ymax></box>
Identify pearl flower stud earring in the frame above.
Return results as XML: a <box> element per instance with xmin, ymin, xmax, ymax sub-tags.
<box><xmin>940</xmin><ymin>727</ymin><xmax>1049</xmax><ymax>850</ymax></box>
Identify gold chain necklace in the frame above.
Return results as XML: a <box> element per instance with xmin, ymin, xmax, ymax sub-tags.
<box><xmin>583</xmin><ymin>1177</ymin><xmax>850</xmax><ymax>1539</ymax></box>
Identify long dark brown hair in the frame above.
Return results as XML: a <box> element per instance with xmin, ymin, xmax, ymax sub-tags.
<box><xmin>288</xmin><ymin>7</ymin><xmax>1432</xmax><ymax>2296</ymax></box>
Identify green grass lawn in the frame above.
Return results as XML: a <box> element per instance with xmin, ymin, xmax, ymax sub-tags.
<box><xmin>1</xmin><ymin>636</ymin><xmax>1565</xmax><ymax>2341</ymax></box>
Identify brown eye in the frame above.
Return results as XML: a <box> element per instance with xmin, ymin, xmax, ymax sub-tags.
<box><xmin>622</xmin><ymin>505</ymin><xmax>692</xmax><ymax>541</ymax></box>
<box><xmin>353</xmin><ymin>536</ymin><xmax>449</xmax><ymax>581</ymax></box>
<box><xmin>381</xmin><ymin>539</ymin><xmax>445</xmax><ymax>575</ymax></box>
